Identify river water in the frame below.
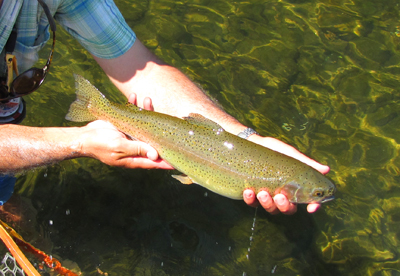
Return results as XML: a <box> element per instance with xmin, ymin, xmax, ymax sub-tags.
<box><xmin>2</xmin><ymin>0</ymin><xmax>400</xmax><ymax>275</ymax></box>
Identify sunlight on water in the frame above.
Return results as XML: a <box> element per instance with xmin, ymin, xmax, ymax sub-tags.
<box><xmin>246</xmin><ymin>207</ymin><xmax>258</xmax><ymax>262</ymax></box>
<box><xmin>2</xmin><ymin>0</ymin><xmax>399</xmax><ymax>275</ymax></box>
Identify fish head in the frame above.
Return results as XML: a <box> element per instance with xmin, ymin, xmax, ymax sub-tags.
<box><xmin>280</xmin><ymin>169</ymin><xmax>336</xmax><ymax>204</ymax></box>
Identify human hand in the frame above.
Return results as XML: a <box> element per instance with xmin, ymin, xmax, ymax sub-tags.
<box><xmin>242</xmin><ymin>135</ymin><xmax>330</xmax><ymax>214</ymax></box>
<box><xmin>78</xmin><ymin>95</ymin><xmax>173</xmax><ymax>170</ymax></box>
<box><xmin>79</xmin><ymin>120</ymin><xmax>173</xmax><ymax>169</ymax></box>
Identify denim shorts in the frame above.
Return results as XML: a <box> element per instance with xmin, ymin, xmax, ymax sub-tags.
<box><xmin>0</xmin><ymin>175</ymin><xmax>16</xmax><ymax>205</ymax></box>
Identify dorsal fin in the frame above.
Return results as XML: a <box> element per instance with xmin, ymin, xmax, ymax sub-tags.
<box><xmin>184</xmin><ymin>113</ymin><xmax>224</xmax><ymax>130</ymax></box>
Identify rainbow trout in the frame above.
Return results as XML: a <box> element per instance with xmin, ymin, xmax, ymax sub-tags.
<box><xmin>66</xmin><ymin>75</ymin><xmax>335</xmax><ymax>204</ymax></box>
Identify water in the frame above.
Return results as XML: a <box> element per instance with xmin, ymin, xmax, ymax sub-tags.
<box><xmin>1</xmin><ymin>0</ymin><xmax>400</xmax><ymax>275</ymax></box>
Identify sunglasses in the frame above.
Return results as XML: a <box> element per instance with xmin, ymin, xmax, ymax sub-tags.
<box><xmin>0</xmin><ymin>0</ymin><xmax>56</xmax><ymax>102</ymax></box>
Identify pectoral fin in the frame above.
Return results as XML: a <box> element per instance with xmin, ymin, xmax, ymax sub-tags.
<box><xmin>172</xmin><ymin>174</ymin><xmax>194</xmax><ymax>185</ymax></box>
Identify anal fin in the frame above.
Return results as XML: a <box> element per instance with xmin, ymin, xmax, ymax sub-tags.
<box><xmin>172</xmin><ymin>174</ymin><xmax>194</xmax><ymax>185</ymax></box>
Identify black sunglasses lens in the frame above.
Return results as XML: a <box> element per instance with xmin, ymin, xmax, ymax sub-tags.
<box><xmin>11</xmin><ymin>68</ymin><xmax>46</xmax><ymax>95</ymax></box>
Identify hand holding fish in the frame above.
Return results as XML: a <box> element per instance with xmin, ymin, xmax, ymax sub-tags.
<box><xmin>80</xmin><ymin>120</ymin><xmax>173</xmax><ymax>170</ymax></box>
<box><xmin>242</xmin><ymin>135</ymin><xmax>330</xmax><ymax>214</ymax></box>
<box><xmin>74</xmin><ymin>94</ymin><xmax>172</xmax><ymax>169</ymax></box>
<box><xmin>127</xmin><ymin>92</ymin><xmax>331</xmax><ymax>215</ymax></box>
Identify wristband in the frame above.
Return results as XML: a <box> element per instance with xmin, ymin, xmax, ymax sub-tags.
<box><xmin>237</xmin><ymin>128</ymin><xmax>258</xmax><ymax>139</ymax></box>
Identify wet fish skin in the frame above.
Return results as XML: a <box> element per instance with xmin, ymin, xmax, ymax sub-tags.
<box><xmin>66</xmin><ymin>74</ymin><xmax>336</xmax><ymax>204</ymax></box>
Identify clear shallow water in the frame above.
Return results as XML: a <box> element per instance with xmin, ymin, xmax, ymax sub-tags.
<box><xmin>1</xmin><ymin>0</ymin><xmax>400</xmax><ymax>275</ymax></box>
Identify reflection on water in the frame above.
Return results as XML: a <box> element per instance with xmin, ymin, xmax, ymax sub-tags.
<box><xmin>1</xmin><ymin>0</ymin><xmax>400</xmax><ymax>275</ymax></box>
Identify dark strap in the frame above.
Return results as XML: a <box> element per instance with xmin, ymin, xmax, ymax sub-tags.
<box><xmin>5</xmin><ymin>30</ymin><xmax>17</xmax><ymax>53</ymax></box>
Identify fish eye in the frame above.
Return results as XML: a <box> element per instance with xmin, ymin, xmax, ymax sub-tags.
<box><xmin>313</xmin><ymin>190</ymin><xmax>324</xmax><ymax>197</ymax></box>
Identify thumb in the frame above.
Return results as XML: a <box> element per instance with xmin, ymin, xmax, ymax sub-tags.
<box><xmin>122</xmin><ymin>140</ymin><xmax>159</xmax><ymax>161</ymax></box>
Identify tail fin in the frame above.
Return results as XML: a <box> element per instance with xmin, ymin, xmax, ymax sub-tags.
<box><xmin>65</xmin><ymin>74</ymin><xmax>105</xmax><ymax>122</ymax></box>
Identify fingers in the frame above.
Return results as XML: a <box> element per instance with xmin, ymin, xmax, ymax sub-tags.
<box><xmin>116</xmin><ymin>139</ymin><xmax>175</xmax><ymax>169</ymax></box>
<box><xmin>256</xmin><ymin>191</ymin><xmax>280</xmax><ymax>214</ymax></box>
<box><xmin>122</xmin><ymin>157</ymin><xmax>174</xmax><ymax>170</ymax></box>
<box><xmin>128</xmin><ymin>93</ymin><xmax>138</xmax><ymax>105</ymax></box>
<box><xmin>132</xmin><ymin>141</ymin><xmax>158</xmax><ymax>160</ymax></box>
<box><xmin>272</xmin><ymin>194</ymin><xmax>297</xmax><ymax>215</ymax></box>
<box><xmin>143</xmin><ymin>97</ymin><xmax>154</xmax><ymax>111</ymax></box>
<box><xmin>115</xmin><ymin>139</ymin><xmax>157</xmax><ymax>160</ymax></box>
<box><xmin>243</xmin><ymin>189</ymin><xmax>320</xmax><ymax>214</ymax></box>
<box><xmin>243</xmin><ymin>189</ymin><xmax>298</xmax><ymax>215</ymax></box>
<box><xmin>82</xmin><ymin>121</ymin><xmax>174</xmax><ymax>170</ymax></box>
<box><xmin>243</xmin><ymin>189</ymin><xmax>258</xmax><ymax>208</ymax></box>
<box><xmin>307</xmin><ymin>203</ymin><xmax>321</xmax><ymax>213</ymax></box>
<box><xmin>127</xmin><ymin>93</ymin><xmax>154</xmax><ymax>111</ymax></box>
<box><xmin>115</xmin><ymin>139</ymin><xmax>171</xmax><ymax>169</ymax></box>
<box><xmin>110</xmin><ymin>139</ymin><xmax>174</xmax><ymax>170</ymax></box>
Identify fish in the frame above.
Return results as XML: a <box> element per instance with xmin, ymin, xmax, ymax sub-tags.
<box><xmin>66</xmin><ymin>74</ymin><xmax>336</xmax><ymax>204</ymax></box>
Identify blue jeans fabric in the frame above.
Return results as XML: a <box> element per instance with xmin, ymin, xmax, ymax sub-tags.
<box><xmin>0</xmin><ymin>175</ymin><xmax>16</xmax><ymax>205</ymax></box>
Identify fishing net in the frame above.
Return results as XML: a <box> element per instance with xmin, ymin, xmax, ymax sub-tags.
<box><xmin>0</xmin><ymin>252</ymin><xmax>25</xmax><ymax>276</ymax></box>
<box><xmin>0</xmin><ymin>218</ymin><xmax>80</xmax><ymax>276</ymax></box>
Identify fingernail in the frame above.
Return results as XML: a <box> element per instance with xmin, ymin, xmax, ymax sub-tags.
<box><xmin>128</xmin><ymin>94</ymin><xmax>136</xmax><ymax>104</ymax></box>
<box><xmin>259</xmin><ymin>193</ymin><xmax>268</xmax><ymax>203</ymax></box>
<box><xmin>243</xmin><ymin>190</ymin><xmax>252</xmax><ymax>199</ymax></box>
<box><xmin>146</xmin><ymin>150</ymin><xmax>157</xmax><ymax>160</ymax></box>
<box><xmin>274</xmin><ymin>196</ymin><xmax>285</xmax><ymax>205</ymax></box>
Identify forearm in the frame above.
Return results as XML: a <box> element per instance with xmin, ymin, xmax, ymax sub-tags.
<box><xmin>0</xmin><ymin>125</ymin><xmax>82</xmax><ymax>174</ymax></box>
<box><xmin>93</xmin><ymin>40</ymin><xmax>247</xmax><ymax>135</ymax></box>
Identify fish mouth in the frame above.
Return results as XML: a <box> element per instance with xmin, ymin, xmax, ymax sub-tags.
<box><xmin>320</xmin><ymin>195</ymin><xmax>335</xmax><ymax>203</ymax></box>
